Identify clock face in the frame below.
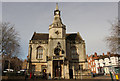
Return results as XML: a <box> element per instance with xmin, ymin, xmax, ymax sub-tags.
<box><xmin>55</xmin><ymin>30</ymin><xmax>59</xmax><ymax>35</ymax></box>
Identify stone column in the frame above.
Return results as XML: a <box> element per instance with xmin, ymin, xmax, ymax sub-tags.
<box><xmin>72</xmin><ymin>65</ymin><xmax>75</xmax><ymax>78</ymax></box>
<box><xmin>65</xmin><ymin>61</ymin><xmax>69</xmax><ymax>79</ymax></box>
<box><xmin>61</xmin><ymin>60</ymin><xmax>65</xmax><ymax>79</ymax></box>
<box><xmin>61</xmin><ymin>63</ymin><xmax>63</xmax><ymax>78</ymax></box>
<box><xmin>47</xmin><ymin>60</ymin><xmax>53</xmax><ymax>78</ymax></box>
<box><xmin>51</xmin><ymin>61</ymin><xmax>53</xmax><ymax>78</ymax></box>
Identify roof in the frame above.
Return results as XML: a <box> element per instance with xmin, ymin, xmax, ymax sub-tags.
<box><xmin>31</xmin><ymin>32</ymin><xmax>49</xmax><ymax>40</ymax></box>
<box><xmin>94</xmin><ymin>54</ymin><xmax>120</xmax><ymax>60</ymax></box>
<box><xmin>31</xmin><ymin>32</ymin><xmax>83</xmax><ymax>41</ymax></box>
<box><xmin>110</xmin><ymin>54</ymin><xmax>120</xmax><ymax>57</ymax></box>
<box><xmin>66</xmin><ymin>33</ymin><xmax>83</xmax><ymax>41</ymax></box>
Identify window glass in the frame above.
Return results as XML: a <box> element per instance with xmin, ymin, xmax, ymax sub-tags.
<box><xmin>36</xmin><ymin>46</ymin><xmax>43</xmax><ymax>59</ymax></box>
<box><xmin>71</xmin><ymin>46</ymin><xmax>77</xmax><ymax>58</ymax></box>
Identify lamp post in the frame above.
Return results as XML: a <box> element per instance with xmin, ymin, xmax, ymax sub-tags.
<box><xmin>75</xmin><ymin>70</ymin><xmax>76</xmax><ymax>80</ymax></box>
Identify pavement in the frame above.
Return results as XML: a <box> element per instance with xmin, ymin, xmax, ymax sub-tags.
<box><xmin>92</xmin><ymin>75</ymin><xmax>111</xmax><ymax>79</ymax></box>
<box><xmin>1</xmin><ymin>79</ymin><xmax>114</xmax><ymax>81</ymax></box>
<box><xmin>1</xmin><ymin>75</ymin><xmax>119</xmax><ymax>81</ymax></box>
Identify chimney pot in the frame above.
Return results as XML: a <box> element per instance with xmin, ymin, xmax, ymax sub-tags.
<box><xmin>107</xmin><ymin>52</ymin><xmax>110</xmax><ymax>56</ymax></box>
<box><xmin>103</xmin><ymin>53</ymin><xmax>104</xmax><ymax>56</ymax></box>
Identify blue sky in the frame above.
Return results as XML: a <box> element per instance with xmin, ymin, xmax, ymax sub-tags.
<box><xmin>2</xmin><ymin>2</ymin><xmax>118</xmax><ymax>60</ymax></box>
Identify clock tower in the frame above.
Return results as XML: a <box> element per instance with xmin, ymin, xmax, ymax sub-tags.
<box><xmin>49</xmin><ymin>3</ymin><xmax>66</xmax><ymax>39</ymax></box>
<box><xmin>48</xmin><ymin>3</ymin><xmax>66</xmax><ymax>58</ymax></box>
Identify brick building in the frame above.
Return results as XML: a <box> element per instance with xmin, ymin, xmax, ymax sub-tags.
<box><xmin>87</xmin><ymin>52</ymin><xmax>99</xmax><ymax>73</ymax></box>
<box><xmin>94</xmin><ymin>52</ymin><xmax>120</xmax><ymax>74</ymax></box>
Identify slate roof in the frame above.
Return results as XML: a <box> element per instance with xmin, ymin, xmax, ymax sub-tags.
<box><xmin>31</xmin><ymin>32</ymin><xmax>83</xmax><ymax>41</ymax></box>
<box><xmin>110</xmin><ymin>54</ymin><xmax>120</xmax><ymax>57</ymax></box>
<box><xmin>94</xmin><ymin>54</ymin><xmax>120</xmax><ymax>60</ymax></box>
<box><xmin>66</xmin><ymin>33</ymin><xmax>82</xmax><ymax>40</ymax></box>
<box><xmin>31</xmin><ymin>32</ymin><xmax>49</xmax><ymax>40</ymax></box>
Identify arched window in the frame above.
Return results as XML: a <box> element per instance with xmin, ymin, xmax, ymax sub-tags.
<box><xmin>54</xmin><ymin>47</ymin><xmax>61</xmax><ymax>55</ymax></box>
<box><xmin>36</xmin><ymin>46</ymin><xmax>43</xmax><ymax>59</ymax></box>
<box><xmin>71</xmin><ymin>46</ymin><xmax>77</xmax><ymax>58</ymax></box>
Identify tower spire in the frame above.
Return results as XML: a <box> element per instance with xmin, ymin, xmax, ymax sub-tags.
<box><xmin>56</xmin><ymin>3</ymin><xmax>59</xmax><ymax>10</ymax></box>
<box><xmin>49</xmin><ymin>3</ymin><xmax>66</xmax><ymax>30</ymax></box>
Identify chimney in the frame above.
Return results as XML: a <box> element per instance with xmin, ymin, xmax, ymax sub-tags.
<box><xmin>103</xmin><ymin>53</ymin><xmax>105</xmax><ymax>56</ymax></box>
<box><xmin>94</xmin><ymin>52</ymin><xmax>97</xmax><ymax>57</ymax></box>
<box><xmin>87</xmin><ymin>55</ymin><xmax>88</xmax><ymax>57</ymax></box>
<box><xmin>107</xmin><ymin>52</ymin><xmax>110</xmax><ymax>56</ymax></box>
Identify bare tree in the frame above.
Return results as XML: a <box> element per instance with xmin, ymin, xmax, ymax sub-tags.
<box><xmin>0</xmin><ymin>22</ymin><xmax>20</xmax><ymax>70</ymax></box>
<box><xmin>105</xmin><ymin>19</ymin><xmax>120</xmax><ymax>54</ymax></box>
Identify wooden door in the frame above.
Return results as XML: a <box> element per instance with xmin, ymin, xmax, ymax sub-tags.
<box><xmin>55</xmin><ymin>67</ymin><xmax>59</xmax><ymax>77</ymax></box>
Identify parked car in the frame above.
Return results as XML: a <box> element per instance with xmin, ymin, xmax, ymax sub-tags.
<box><xmin>2</xmin><ymin>69</ymin><xmax>14</xmax><ymax>76</ymax></box>
<box><xmin>3</xmin><ymin>69</ymin><xmax>14</xmax><ymax>73</ymax></box>
<box><xmin>17</xmin><ymin>70</ymin><xmax>25</xmax><ymax>75</ymax></box>
<box><xmin>17</xmin><ymin>70</ymin><xmax>25</xmax><ymax>73</ymax></box>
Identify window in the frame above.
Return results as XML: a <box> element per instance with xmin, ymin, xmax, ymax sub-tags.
<box><xmin>54</xmin><ymin>47</ymin><xmax>61</xmax><ymax>55</ymax></box>
<box><xmin>36</xmin><ymin>46</ymin><xmax>43</xmax><ymax>59</ymax></box>
<box><xmin>91</xmin><ymin>68</ymin><xmax>93</xmax><ymax>71</ymax></box>
<box><xmin>71</xmin><ymin>46</ymin><xmax>77</xmax><ymax>58</ymax></box>
<box><xmin>92</xmin><ymin>62</ymin><xmax>94</xmax><ymax>65</ymax></box>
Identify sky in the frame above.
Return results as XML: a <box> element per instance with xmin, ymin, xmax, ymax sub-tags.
<box><xmin>2</xmin><ymin>0</ymin><xmax>120</xmax><ymax>2</ymax></box>
<box><xmin>2</xmin><ymin>2</ymin><xmax>119</xmax><ymax>60</ymax></box>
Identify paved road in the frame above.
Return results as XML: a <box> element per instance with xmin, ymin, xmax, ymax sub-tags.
<box><xmin>1</xmin><ymin>79</ymin><xmax>113</xmax><ymax>81</ymax></box>
<box><xmin>1</xmin><ymin>75</ymin><xmax>116</xmax><ymax>81</ymax></box>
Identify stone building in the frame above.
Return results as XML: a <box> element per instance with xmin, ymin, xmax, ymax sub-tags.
<box><xmin>27</xmin><ymin>3</ymin><xmax>87</xmax><ymax>79</ymax></box>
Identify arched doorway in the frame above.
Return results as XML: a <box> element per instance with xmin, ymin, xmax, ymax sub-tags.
<box><xmin>69</xmin><ymin>69</ymin><xmax>73</xmax><ymax>79</ymax></box>
<box><xmin>53</xmin><ymin>60</ymin><xmax>62</xmax><ymax>78</ymax></box>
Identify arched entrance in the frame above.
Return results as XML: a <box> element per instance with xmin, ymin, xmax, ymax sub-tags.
<box><xmin>53</xmin><ymin>60</ymin><xmax>62</xmax><ymax>78</ymax></box>
<box><xmin>69</xmin><ymin>69</ymin><xmax>73</xmax><ymax>79</ymax></box>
